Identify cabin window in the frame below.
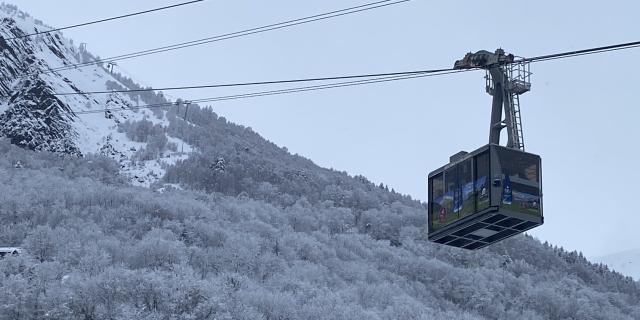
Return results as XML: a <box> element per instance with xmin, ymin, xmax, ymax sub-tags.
<box><xmin>430</xmin><ymin>173</ymin><xmax>445</xmax><ymax>231</ymax></box>
<box><xmin>475</xmin><ymin>151</ymin><xmax>490</xmax><ymax>212</ymax></box>
<box><xmin>496</xmin><ymin>148</ymin><xmax>541</xmax><ymax>216</ymax></box>
<box><xmin>458</xmin><ymin>159</ymin><xmax>474</xmax><ymax>218</ymax></box>
<box><xmin>444</xmin><ymin>166</ymin><xmax>458</xmax><ymax>224</ymax></box>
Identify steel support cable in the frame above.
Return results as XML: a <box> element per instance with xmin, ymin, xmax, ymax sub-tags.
<box><xmin>54</xmin><ymin>67</ymin><xmax>450</xmax><ymax>96</ymax></box>
<box><xmin>3</xmin><ymin>0</ymin><xmax>205</xmax><ymax>40</ymax></box>
<box><xmin>28</xmin><ymin>0</ymin><xmax>410</xmax><ymax>77</ymax></box>
<box><xmin>528</xmin><ymin>44</ymin><xmax>640</xmax><ymax>63</ymax></box>
<box><xmin>515</xmin><ymin>40</ymin><xmax>640</xmax><ymax>64</ymax></box>
<box><xmin>75</xmin><ymin>70</ymin><xmax>457</xmax><ymax>114</ymax></box>
<box><xmin>189</xmin><ymin>41</ymin><xmax>640</xmax><ymax>105</ymax></box>
<box><xmin>183</xmin><ymin>70</ymin><xmax>466</xmax><ymax>103</ymax></box>
<box><xmin>51</xmin><ymin>40</ymin><xmax>640</xmax><ymax>98</ymax></box>
<box><xmin>73</xmin><ymin>69</ymin><xmax>470</xmax><ymax>115</ymax></box>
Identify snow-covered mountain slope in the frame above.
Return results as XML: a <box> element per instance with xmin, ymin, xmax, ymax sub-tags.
<box><xmin>594</xmin><ymin>249</ymin><xmax>640</xmax><ymax>281</ymax></box>
<box><xmin>0</xmin><ymin>4</ymin><xmax>191</xmax><ymax>187</ymax></box>
<box><xmin>1</xmin><ymin>4</ymin><xmax>639</xmax><ymax>319</ymax></box>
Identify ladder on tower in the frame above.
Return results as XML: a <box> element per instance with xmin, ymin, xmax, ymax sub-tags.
<box><xmin>509</xmin><ymin>93</ymin><xmax>525</xmax><ymax>150</ymax></box>
<box><xmin>506</xmin><ymin>59</ymin><xmax>531</xmax><ymax>151</ymax></box>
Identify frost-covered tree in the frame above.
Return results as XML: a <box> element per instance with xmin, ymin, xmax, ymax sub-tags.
<box><xmin>0</xmin><ymin>117</ymin><xmax>639</xmax><ymax>319</ymax></box>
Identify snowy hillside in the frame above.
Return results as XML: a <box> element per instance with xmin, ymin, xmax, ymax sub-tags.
<box><xmin>0</xmin><ymin>3</ymin><xmax>192</xmax><ymax>187</ymax></box>
<box><xmin>595</xmin><ymin>249</ymin><xmax>640</xmax><ymax>281</ymax></box>
<box><xmin>1</xmin><ymin>139</ymin><xmax>640</xmax><ymax>319</ymax></box>
<box><xmin>1</xmin><ymin>3</ymin><xmax>640</xmax><ymax>320</ymax></box>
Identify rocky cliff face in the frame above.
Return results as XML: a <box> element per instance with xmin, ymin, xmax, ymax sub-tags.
<box><xmin>0</xmin><ymin>77</ymin><xmax>80</xmax><ymax>155</ymax></box>
<box><xmin>0</xmin><ymin>4</ymin><xmax>191</xmax><ymax>186</ymax></box>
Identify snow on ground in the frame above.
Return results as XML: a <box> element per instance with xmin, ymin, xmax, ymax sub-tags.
<box><xmin>124</xmin><ymin>146</ymin><xmax>191</xmax><ymax>188</ymax></box>
<box><xmin>0</xmin><ymin>5</ymin><xmax>195</xmax><ymax>188</ymax></box>
<box><xmin>35</xmin><ymin>40</ymin><xmax>191</xmax><ymax>187</ymax></box>
<box><xmin>0</xmin><ymin>101</ymin><xmax>8</xmax><ymax>114</ymax></box>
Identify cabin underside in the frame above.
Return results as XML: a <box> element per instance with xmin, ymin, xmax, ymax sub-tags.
<box><xmin>428</xmin><ymin>208</ymin><xmax>543</xmax><ymax>250</ymax></box>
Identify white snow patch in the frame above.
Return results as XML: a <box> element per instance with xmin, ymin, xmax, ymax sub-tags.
<box><xmin>0</xmin><ymin>102</ymin><xmax>8</xmax><ymax>114</ymax></box>
<box><xmin>0</xmin><ymin>7</ymin><xmax>194</xmax><ymax>189</ymax></box>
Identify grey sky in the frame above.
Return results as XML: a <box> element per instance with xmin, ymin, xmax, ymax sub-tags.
<box><xmin>12</xmin><ymin>0</ymin><xmax>640</xmax><ymax>258</ymax></box>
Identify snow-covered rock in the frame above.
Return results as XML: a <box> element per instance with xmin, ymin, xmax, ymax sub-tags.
<box><xmin>0</xmin><ymin>3</ymin><xmax>192</xmax><ymax>186</ymax></box>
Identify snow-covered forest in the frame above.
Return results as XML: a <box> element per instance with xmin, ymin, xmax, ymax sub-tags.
<box><xmin>0</xmin><ymin>3</ymin><xmax>639</xmax><ymax>320</ymax></box>
<box><xmin>1</xmin><ymin>138</ymin><xmax>639</xmax><ymax>319</ymax></box>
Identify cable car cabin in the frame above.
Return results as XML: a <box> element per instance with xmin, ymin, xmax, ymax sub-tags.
<box><xmin>428</xmin><ymin>144</ymin><xmax>543</xmax><ymax>250</ymax></box>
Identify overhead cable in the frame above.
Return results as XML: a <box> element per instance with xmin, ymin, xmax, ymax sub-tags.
<box><xmin>518</xmin><ymin>40</ymin><xmax>640</xmax><ymax>64</ymax></box>
<box><xmin>53</xmin><ymin>39</ymin><xmax>640</xmax><ymax>97</ymax></box>
<box><xmin>33</xmin><ymin>0</ymin><xmax>410</xmax><ymax>76</ymax></box>
<box><xmin>73</xmin><ymin>69</ymin><xmax>470</xmax><ymax>115</ymax></box>
<box><xmin>4</xmin><ymin>0</ymin><xmax>205</xmax><ymax>40</ymax></box>
<box><xmin>54</xmin><ymin>67</ymin><xmax>450</xmax><ymax>96</ymax></box>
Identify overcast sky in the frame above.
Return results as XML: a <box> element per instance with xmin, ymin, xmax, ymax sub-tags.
<box><xmin>12</xmin><ymin>0</ymin><xmax>640</xmax><ymax>258</ymax></box>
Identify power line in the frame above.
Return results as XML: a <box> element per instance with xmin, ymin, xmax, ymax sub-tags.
<box><xmin>54</xmin><ymin>68</ymin><xmax>451</xmax><ymax>96</ymax></box>
<box><xmin>32</xmin><ymin>0</ymin><xmax>410</xmax><ymax>76</ymax></box>
<box><xmin>4</xmin><ymin>0</ymin><xmax>205</xmax><ymax>40</ymax></box>
<box><xmin>74</xmin><ymin>69</ymin><xmax>470</xmax><ymax>115</ymax></box>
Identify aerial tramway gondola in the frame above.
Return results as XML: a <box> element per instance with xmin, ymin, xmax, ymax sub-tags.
<box><xmin>427</xmin><ymin>49</ymin><xmax>543</xmax><ymax>250</ymax></box>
